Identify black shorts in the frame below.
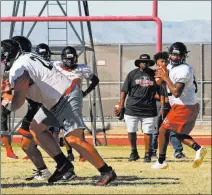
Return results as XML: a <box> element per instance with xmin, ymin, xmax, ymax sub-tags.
<box><xmin>20</xmin><ymin>99</ymin><xmax>42</xmax><ymax>132</ymax></box>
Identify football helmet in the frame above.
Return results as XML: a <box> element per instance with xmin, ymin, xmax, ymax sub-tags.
<box><xmin>1</xmin><ymin>39</ymin><xmax>22</xmax><ymax>71</ymax></box>
<box><xmin>35</xmin><ymin>43</ymin><xmax>52</xmax><ymax>61</ymax></box>
<box><xmin>12</xmin><ymin>36</ymin><xmax>32</xmax><ymax>52</ymax></box>
<box><xmin>168</xmin><ymin>42</ymin><xmax>188</xmax><ymax>66</ymax></box>
<box><xmin>61</xmin><ymin>46</ymin><xmax>78</xmax><ymax>68</ymax></box>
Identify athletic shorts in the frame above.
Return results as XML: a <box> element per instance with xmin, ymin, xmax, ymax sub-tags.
<box><xmin>161</xmin><ymin>103</ymin><xmax>199</xmax><ymax>134</ymax></box>
<box><xmin>33</xmin><ymin>80</ymin><xmax>86</xmax><ymax>136</ymax></box>
<box><xmin>124</xmin><ymin>114</ymin><xmax>157</xmax><ymax>134</ymax></box>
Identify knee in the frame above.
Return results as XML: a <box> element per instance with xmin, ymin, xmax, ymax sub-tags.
<box><xmin>66</xmin><ymin>136</ymin><xmax>83</xmax><ymax>146</ymax></box>
<box><xmin>21</xmin><ymin>137</ymin><xmax>33</xmax><ymax>151</ymax></box>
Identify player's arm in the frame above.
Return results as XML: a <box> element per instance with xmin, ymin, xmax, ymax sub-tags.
<box><xmin>82</xmin><ymin>74</ymin><xmax>99</xmax><ymax>97</ymax></box>
<box><xmin>155</xmin><ymin>68</ymin><xmax>185</xmax><ymax>98</ymax></box>
<box><xmin>4</xmin><ymin>71</ymin><xmax>30</xmax><ymax>112</ymax></box>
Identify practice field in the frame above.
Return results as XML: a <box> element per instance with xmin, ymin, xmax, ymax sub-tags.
<box><xmin>1</xmin><ymin>145</ymin><xmax>211</xmax><ymax>194</ymax></box>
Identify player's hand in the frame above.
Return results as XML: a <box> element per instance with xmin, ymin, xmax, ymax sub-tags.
<box><xmin>155</xmin><ymin>67</ymin><xmax>168</xmax><ymax>81</ymax></box>
<box><xmin>159</xmin><ymin>109</ymin><xmax>164</xmax><ymax>117</ymax></box>
<box><xmin>1</xmin><ymin>98</ymin><xmax>10</xmax><ymax>107</ymax></box>
<box><xmin>1</xmin><ymin>80</ymin><xmax>12</xmax><ymax>93</ymax></box>
<box><xmin>114</xmin><ymin>103</ymin><xmax>124</xmax><ymax>117</ymax></box>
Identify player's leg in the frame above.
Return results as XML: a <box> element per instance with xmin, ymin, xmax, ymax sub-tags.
<box><xmin>1</xmin><ymin>105</ymin><xmax>18</xmax><ymax>159</ymax></box>
<box><xmin>20</xmin><ymin>135</ymin><xmax>51</xmax><ymax>180</ymax></box>
<box><xmin>64</xmin><ymin>137</ymin><xmax>75</xmax><ymax>162</ymax></box>
<box><xmin>30</xmin><ymin>106</ymin><xmax>76</xmax><ymax>183</ymax></box>
<box><xmin>169</xmin><ymin>131</ymin><xmax>186</xmax><ymax>159</ymax></box>
<box><xmin>18</xmin><ymin>99</ymin><xmax>41</xmax><ymax>159</ymax></box>
<box><xmin>79</xmin><ymin>130</ymin><xmax>86</xmax><ymax>162</ymax></box>
<box><xmin>124</xmin><ymin>115</ymin><xmax>140</xmax><ymax>161</ymax></box>
<box><xmin>142</xmin><ymin>117</ymin><xmax>157</xmax><ymax>163</ymax></box>
<box><xmin>54</xmin><ymin>85</ymin><xmax>117</xmax><ymax>185</ymax></box>
<box><xmin>65</xmin><ymin>129</ymin><xmax>117</xmax><ymax>186</ymax></box>
<box><xmin>174</xmin><ymin>103</ymin><xmax>206</xmax><ymax>168</ymax></box>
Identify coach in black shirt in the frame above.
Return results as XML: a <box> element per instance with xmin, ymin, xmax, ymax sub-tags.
<box><xmin>115</xmin><ymin>54</ymin><xmax>157</xmax><ymax>162</ymax></box>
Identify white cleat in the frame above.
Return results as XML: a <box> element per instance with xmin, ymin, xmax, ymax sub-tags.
<box><xmin>26</xmin><ymin>169</ymin><xmax>52</xmax><ymax>181</ymax></box>
<box><xmin>151</xmin><ymin>160</ymin><xmax>168</xmax><ymax>170</ymax></box>
<box><xmin>192</xmin><ymin>147</ymin><xmax>207</xmax><ymax>168</ymax></box>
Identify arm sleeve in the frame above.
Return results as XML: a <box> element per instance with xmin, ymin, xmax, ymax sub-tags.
<box><xmin>121</xmin><ymin>74</ymin><xmax>130</xmax><ymax>94</ymax></box>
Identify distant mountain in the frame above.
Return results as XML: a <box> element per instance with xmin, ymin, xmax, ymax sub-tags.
<box><xmin>1</xmin><ymin>20</ymin><xmax>211</xmax><ymax>44</ymax></box>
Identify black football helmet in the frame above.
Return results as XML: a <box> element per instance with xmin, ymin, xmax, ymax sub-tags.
<box><xmin>1</xmin><ymin>39</ymin><xmax>22</xmax><ymax>71</ymax></box>
<box><xmin>168</xmin><ymin>42</ymin><xmax>188</xmax><ymax>66</ymax></box>
<box><xmin>12</xmin><ymin>36</ymin><xmax>32</xmax><ymax>52</ymax></box>
<box><xmin>61</xmin><ymin>46</ymin><xmax>78</xmax><ymax>68</ymax></box>
<box><xmin>35</xmin><ymin>43</ymin><xmax>52</xmax><ymax>61</ymax></box>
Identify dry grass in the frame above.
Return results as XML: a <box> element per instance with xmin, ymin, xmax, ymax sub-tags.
<box><xmin>1</xmin><ymin>145</ymin><xmax>211</xmax><ymax>194</ymax></box>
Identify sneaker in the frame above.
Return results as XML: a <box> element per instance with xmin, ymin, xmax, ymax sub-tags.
<box><xmin>192</xmin><ymin>147</ymin><xmax>207</xmax><ymax>168</ymax></box>
<box><xmin>143</xmin><ymin>153</ymin><xmax>151</xmax><ymax>163</ymax></box>
<box><xmin>151</xmin><ymin>152</ymin><xmax>158</xmax><ymax>159</ymax></box>
<box><xmin>96</xmin><ymin>167</ymin><xmax>117</xmax><ymax>186</ymax></box>
<box><xmin>151</xmin><ymin>160</ymin><xmax>168</xmax><ymax>170</ymax></box>
<box><xmin>62</xmin><ymin>170</ymin><xmax>77</xmax><ymax>181</ymax></box>
<box><xmin>7</xmin><ymin>151</ymin><xmax>18</xmax><ymax>159</ymax></box>
<box><xmin>48</xmin><ymin>160</ymin><xmax>74</xmax><ymax>184</ymax></box>
<box><xmin>26</xmin><ymin>169</ymin><xmax>51</xmax><ymax>181</ymax></box>
<box><xmin>174</xmin><ymin>152</ymin><xmax>187</xmax><ymax>159</ymax></box>
<box><xmin>128</xmin><ymin>152</ymin><xmax>140</xmax><ymax>162</ymax></box>
<box><xmin>67</xmin><ymin>153</ymin><xmax>75</xmax><ymax>162</ymax></box>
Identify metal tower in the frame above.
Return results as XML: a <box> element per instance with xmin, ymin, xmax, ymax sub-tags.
<box><xmin>5</xmin><ymin>0</ymin><xmax>108</xmax><ymax>146</ymax></box>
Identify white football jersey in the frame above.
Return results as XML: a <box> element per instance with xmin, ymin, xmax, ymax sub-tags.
<box><xmin>53</xmin><ymin>61</ymin><xmax>93</xmax><ymax>80</ymax></box>
<box><xmin>166</xmin><ymin>63</ymin><xmax>197</xmax><ymax>106</ymax></box>
<box><xmin>9</xmin><ymin>53</ymin><xmax>72</xmax><ymax>110</ymax></box>
<box><xmin>53</xmin><ymin>61</ymin><xmax>94</xmax><ymax>87</ymax></box>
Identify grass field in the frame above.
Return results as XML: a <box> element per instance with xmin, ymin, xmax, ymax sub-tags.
<box><xmin>1</xmin><ymin>145</ymin><xmax>211</xmax><ymax>194</ymax></box>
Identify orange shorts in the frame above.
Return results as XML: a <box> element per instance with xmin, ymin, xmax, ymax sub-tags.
<box><xmin>161</xmin><ymin>103</ymin><xmax>200</xmax><ymax>134</ymax></box>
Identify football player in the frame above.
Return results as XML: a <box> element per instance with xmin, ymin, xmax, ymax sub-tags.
<box><xmin>53</xmin><ymin>46</ymin><xmax>99</xmax><ymax>162</ymax></box>
<box><xmin>1</xmin><ymin>39</ymin><xmax>116</xmax><ymax>185</ymax></box>
<box><xmin>152</xmin><ymin>42</ymin><xmax>207</xmax><ymax>169</ymax></box>
<box><xmin>11</xmin><ymin>36</ymin><xmax>52</xmax><ymax>180</ymax></box>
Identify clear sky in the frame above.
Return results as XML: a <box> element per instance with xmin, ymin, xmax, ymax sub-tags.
<box><xmin>1</xmin><ymin>1</ymin><xmax>211</xmax><ymax>22</ymax></box>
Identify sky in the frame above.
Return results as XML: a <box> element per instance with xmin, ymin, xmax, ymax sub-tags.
<box><xmin>1</xmin><ymin>1</ymin><xmax>211</xmax><ymax>22</ymax></box>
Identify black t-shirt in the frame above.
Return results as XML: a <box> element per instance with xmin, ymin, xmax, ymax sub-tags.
<box><xmin>122</xmin><ymin>68</ymin><xmax>157</xmax><ymax>117</ymax></box>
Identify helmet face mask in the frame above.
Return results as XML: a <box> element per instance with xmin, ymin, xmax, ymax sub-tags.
<box><xmin>61</xmin><ymin>46</ymin><xmax>78</xmax><ymax>68</ymax></box>
<box><xmin>1</xmin><ymin>40</ymin><xmax>22</xmax><ymax>71</ymax></box>
<box><xmin>36</xmin><ymin>43</ymin><xmax>52</xmax><ymax>61</ymax></box>
<box><xmin>168</xmin><ymin>42</ymin><xmax>188</xmax><ymax>66</ymax></box>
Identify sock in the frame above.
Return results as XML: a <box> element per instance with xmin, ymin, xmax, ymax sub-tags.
<box><xmin>54</xmin><ymin>153</ymin><xmax>68</xmax><ymax>168</ymax></box>
<box><xmin>128</xmin><ymin>132</ymin><xmax>137</xmax><ymax>150</ymax></box>
<box><xmin>67</xmin><ymin>148</ymin><xmax>73</xmax><ymax>155</ymax></box>
<box><xmin>132</xmin><ymin>149</ymin><xmax>138</xmax><ymax>154</ymax></box>
<box><xmin>158</xmin><ymin>154</ymin><xmax>166</xmax><ymax>164</ymax></box>
<box><xmin>1</xmin><ymin>136</ymin><xmax>13</xmax><ymax>152</ymax></box>
<box><xmin>98</xmin><ymin>163</ymin><xmax>111</xmax><ymax>174</ymax></box>
<box><xmin>191</xmin><ymin>143</ymin><xmax>201</xmax><ymax>151</ymax></box>
<box><xmin>38</xmin><ymin>165</ymin><xmax>47</xmax><ymax>171</ymax></box>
